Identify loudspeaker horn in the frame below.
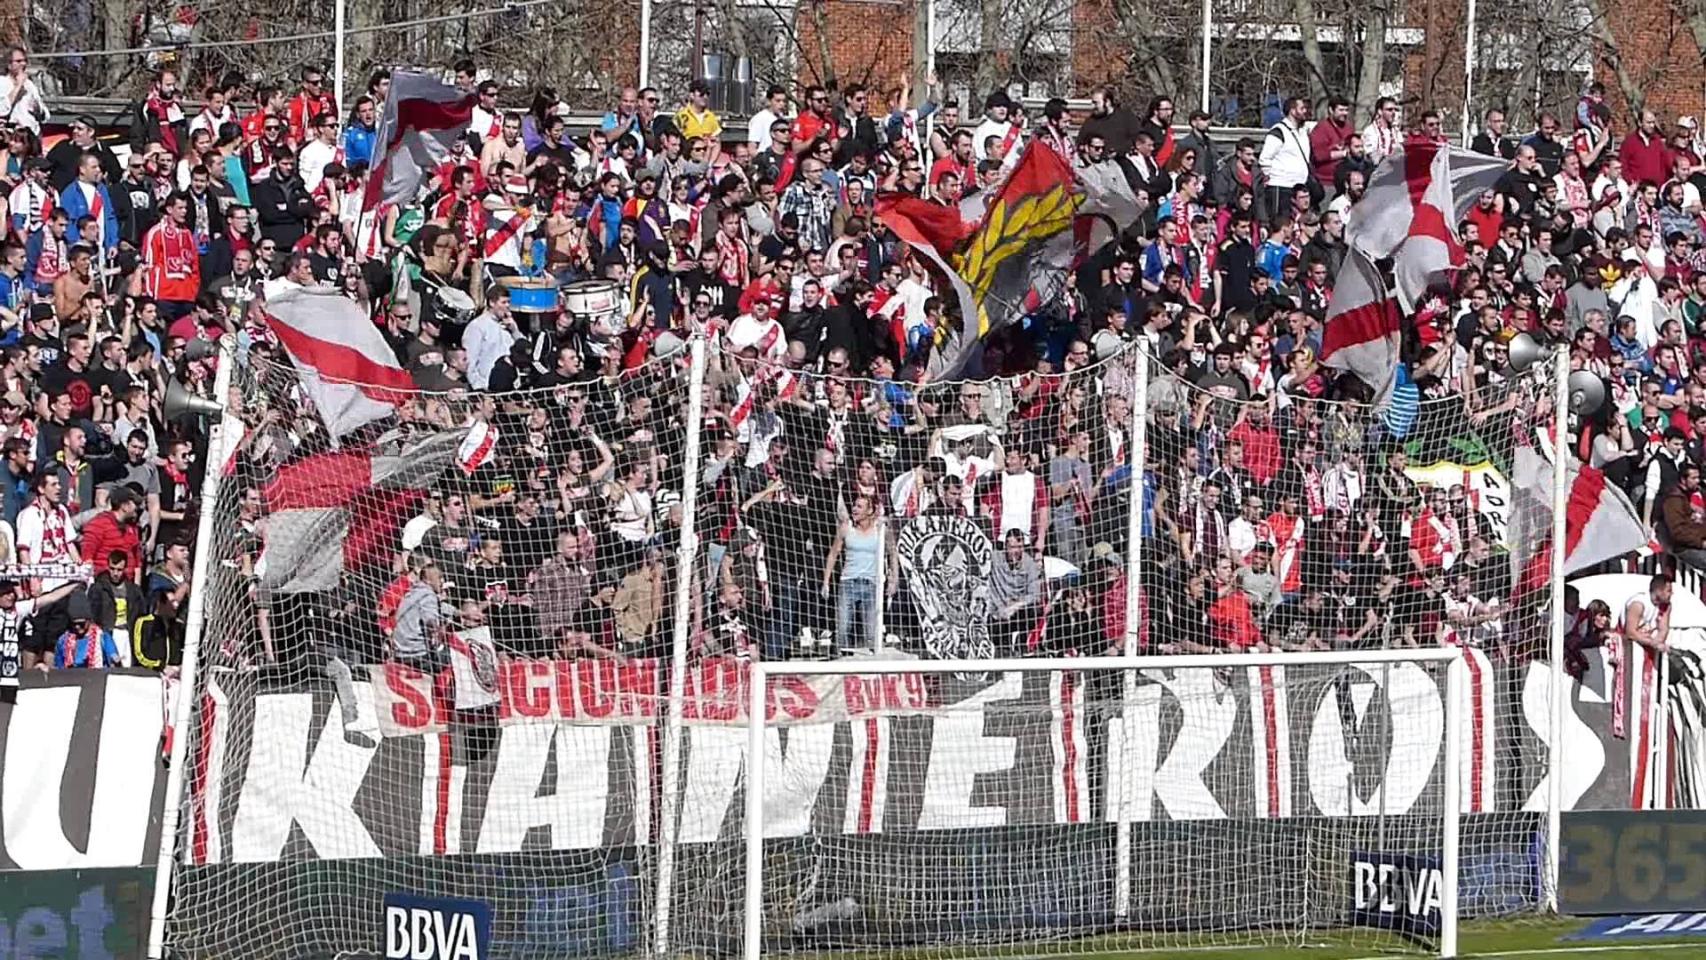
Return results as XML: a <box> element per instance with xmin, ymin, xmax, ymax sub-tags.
<box><xmin>164</xmin><ymin>377</ymin><xmax>226</xmax><ymax>421</ymax></box>
<box><xmin>1567</xmin><ymin>371</ymin><xmax>1607</xmax><ymax>417</ymax></box>
<box><xmin>1507</xmin><ymin>332</ymin><xmax>1545</xmax><ymax>373</ymax></box>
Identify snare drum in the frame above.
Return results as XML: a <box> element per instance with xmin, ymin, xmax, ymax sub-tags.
<box><xmin>563</xmin><ymin>280</ymin><xmax>622</xmax><ymax>323</ymax></box>
<box><xmin>498</xmin><ymin>276</ymin><xmax>560</xmax><ymax>314</ymax></box>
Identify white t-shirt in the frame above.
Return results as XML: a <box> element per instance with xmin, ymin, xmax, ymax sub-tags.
<box><xmin>747</xmin><ymin>108</ymin><xmax>788</xmax><ymax>150</ymax></box>
<box><xmin>0</xmin><ymin>76</ymin><xmax>48</xmax><ymax>133</ymax></box>
<box><xmin>299</xmin><ymin>140</ymin><xmax>338</xmax><ymax>193</ymax></box>
<box><xmin>725</xmin><ymin>314</ymin><xmax>787</xmax><ymax>361</ymax></box>
<box><xmin>972</xmin><ymin>118</ymin><xmax>1019</xmax><ymax>161</ymax></box>
<box><xmin>16</xmin><ymin>500</ymin><xmax>75</xmax><ymax>589</ymax></box>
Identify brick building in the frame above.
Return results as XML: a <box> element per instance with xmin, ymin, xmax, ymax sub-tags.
<box><xmin>669</xmin><ymin>0</ymin><xmax>1705</xmax><ymax>134</ymax></box>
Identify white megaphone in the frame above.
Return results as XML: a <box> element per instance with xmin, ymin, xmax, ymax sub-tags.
<box><xmin>1505</xmin><ymin>331</ymin><xmax>1606</xmax><ymax>416</ymax></box>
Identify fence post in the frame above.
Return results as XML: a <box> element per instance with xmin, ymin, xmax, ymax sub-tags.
<box><xmin>743</xmin><ymin>660</ymin><xmax>768</xmax><ymax>960</ymax></box>
<box><xmin>1546</xmin><ymin>349</ymin><xmax>1568</xmax><ymax>911</ymax></box>
<box><xmin>146</xmin><ymin>341</ymin><xmax>237</xmax><ymax>959</ymax></box>
<box><xmin>1114</xmin><ymin>347</ymin><xmax>1148</xmax><ymax>919</ymax></box>
<box><xmin>653</xmin><ymin>334</ymin><xmax>708</xmax><ymax>955</ymax></box>
<box><xmin>1442</xmin><ymin>650</ymin><xmax>1465</xmax><ymax>958</ymax></box>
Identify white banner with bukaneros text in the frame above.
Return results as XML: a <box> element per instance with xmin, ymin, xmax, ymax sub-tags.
<box><xmin>169</xmin><ymin>651</ymin><xmax>1635</xmax><ymax>866</ymax></box>
<box><xmin>0</xmin><ymin>651</ymin><xmax>1636</xmax><ymax>872</ymax></box>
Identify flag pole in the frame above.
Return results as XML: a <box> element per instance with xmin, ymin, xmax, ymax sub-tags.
<box><xmin>1461</xmin><ymin>0</ymin><xmax>1477</xmax><ymax>146</ymax></box>
<box><xmin>1199</xmin><ymin>0</ymin><xmax>1212</xmax><ymax>115</ymax></box>
<box><xmin>653</xmin><ymin>333</ymin><xmax>707</xmax><ymax>955</ymax></box>
<box><xmin>146</xmin><ymin>339</ymin><xmax>237</xmax><ymax>959</ymax></box>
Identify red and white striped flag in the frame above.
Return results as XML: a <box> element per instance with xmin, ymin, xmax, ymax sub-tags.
<box><xmin>362</xmin><ymin>70</ymin><xmax>477</xmax><ymax>213</ymax></box>
<box><xmin>265</xmin><ymin>283</ymin><xmax>415</xmax><ymax>439</ymax></box>
<box><xmin>257</xmin><ymin>431</ymin><xmax>464</xmax><ymax>593</ymax></box>
<box><xmin>1320</xmin><ymin>251</ymin><xmax>1402</xmax><ymax>403</ymax></box>
<box><xmin>1510</xmin><ymin>444</ymin><xmax>1650</xmax><ymax>594</ymax></box>
<box><xmin>1563</xmin><ymin>460</ymin><xmax>1649</xmax><ymax>573</ymax></box>
<box><xmin>457</xmin><ymin>419</ymin><xmax>499</xmax><ymax>474</ymax></box>
<box><xmin>1347</xmin><ymin>139</ymin><xmax>1509</xmax><ymax>309</ymax></box>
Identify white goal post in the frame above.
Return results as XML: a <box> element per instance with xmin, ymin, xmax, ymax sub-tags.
<box><xmin>745</xmin><ymin>649</ymin><xmax>1467</xmax><ymax>959</ymax></box>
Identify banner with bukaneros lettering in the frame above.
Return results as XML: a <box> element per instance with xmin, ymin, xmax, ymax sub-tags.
<box><xmin>0</xmin><ymin>562</ymin><xmax>95</xmax><ymax>583</ymax></box>
<box><xmin>0</xmin><ymin>654</ymin><xmax>1636</xmax><ymax>880</ymax></box>
<box><xmin>1349</xmin><ymin>852</ymin><xmax>1445</xmax><ymax>938</ymax></box>
<box><xmin>172</xmin><ymin>654</ymin><xmax>1635</xmax><ymax>869</ymax></box>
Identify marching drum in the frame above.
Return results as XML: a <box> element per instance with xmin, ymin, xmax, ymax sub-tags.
<box><xmin>563</xmin><ymin>280</ymin><xmax>622</xmax><ymax>324</ymax></box>
<box><xmin>498</xmin><ymin>275</ymin><xmax>560</xmax><ymax>315</ymax></box>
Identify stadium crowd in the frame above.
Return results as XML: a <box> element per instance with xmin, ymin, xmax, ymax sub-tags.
<box><xmin>0</xmin><ymin>45</ymin><xmax>1693</xmax><ymax>686</ymax></box>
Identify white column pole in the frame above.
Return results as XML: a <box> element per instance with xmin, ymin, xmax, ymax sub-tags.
<box><xmin>1114</xmin><ymin>348</ymin><xmax>1149</xmax><ymax>919</ymax></box>
<box><xmin>652</xmin><ymin>334</ymin><xmax>708</xmax><ymax>955</ymax></box>
<box><xmin>1198</xmin><ymin>0</ymin><xmax>1212</xmax><ymax>115</ymax></box>
<box><xmin>1441</xmin><ymin>651</ymin><xmax>1465</xmax><ymax>959</ymax></box>
<box><xmin>1461</xmin><ymin>0</ymin><xmax>1478</xmax><ymax>146</ymax></box>
<box><xmin>924</xmin><ymin>0</ymin><xmax>937</xmax><ymax>148</ymax></box>
<box><xmin>333</xmin><ymin>0</ymin><xmax>347</xmax><ymax>123</ymax></box>
<box><xmin>1545</xmin><ymin>350</ymin><xmax>1568</xmax><ymax>911</ymax></box>
<box><xmin>742</xmin><ymin>661</ymin><xmax>768</xmax><ymax>960</ymax></box>
<box><xmin>146</xmin><ymin>342</ymin><xmax>236</xmax><ymax>960</ymax></box>
<box><xmin>639</xmin><ymin>0</ymin><xmax>655</xmax><ymax>89</ymax></box>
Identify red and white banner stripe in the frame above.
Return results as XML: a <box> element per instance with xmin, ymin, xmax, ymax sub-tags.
<box><xmin>844</xmin><ymin>717</ymin><xmax>890</xmax><ymax>834</ymax></box>
<box><xmin>1247</xmin><ymin>664</ymin><xmax>1292</xmax><ymax>818</ymax></box>
<box><xmin>1320</xmin><ymin>251</ymin><xmax>1402</xmax><ymax>405</ymax></box>
<box><xmin>189</xmin><ymin>675</ymin><xmax>230</xmax><ymax>866</ymax></box>
<box><xmin>458</xmin><ymin>420</ymin><xmax>499</xmax><ymax>475</ymax></box>
<box><xmin>266</xmin><ymin>283</ymin><xmax>416</xmax><ymax>439</ymax></box>
<box><xmin>1050</xmin><ymin>671</ymin><xmax>1089</xmax><ymax>824</ymax></box>
<box><xmin>1347</xmin><ymin>141</ymin><xmax>1509</xmax><ymax>308</ymax></box>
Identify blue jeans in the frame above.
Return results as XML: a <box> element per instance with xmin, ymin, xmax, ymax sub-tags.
<box><xmin>766</xmin><ymin>578</ymin><xmax>805</xmax><ymax>660</ymax></box>
<box><xmin>836</xmin><ymin>579</ymin><xmax>878</xmax><ymax>652</ymax></box>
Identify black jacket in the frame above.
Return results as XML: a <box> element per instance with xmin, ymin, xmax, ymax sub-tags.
<box><xmin>46</xmin><ymin>139</ymin><xmax>121</xmax><ymax>193</ymax></box>
<box><xmin>251</xmin><ymin>175</ymin><xmax>313</xmax><ymax>248</ymax></box>
<box><xmin>112</xmin><ymin>176</ymin><xmax>158</xmax><ymax>248</ymax></box>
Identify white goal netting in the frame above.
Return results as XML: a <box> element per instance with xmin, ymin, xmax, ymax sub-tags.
<box><xmin>737</xmin><ymin>653</ymin><xmax>1466</xmax><ymax>956</ymax></box>
<box><xmin>160</xmin><ymin>338</ymin><xmax>1566</xmax><ymax>959</ymax></box>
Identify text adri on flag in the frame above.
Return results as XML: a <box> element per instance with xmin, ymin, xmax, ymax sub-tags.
<box><xmin>362</xmin><ymin>70</ymin><xmax>477</xmax><ymax>214</ymax></box>
<box><xmin>265</xmin><ymin>282</ymin><xmax>416</xmax><ymax>439</ymax></box>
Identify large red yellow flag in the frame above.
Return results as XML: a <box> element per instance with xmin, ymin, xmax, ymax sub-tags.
<box><xmin>876</xmin><ymin>142</ymin><xmax>1083</xmax><ymax>378</ymax></box>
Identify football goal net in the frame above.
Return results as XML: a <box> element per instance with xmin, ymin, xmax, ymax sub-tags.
<box><xmin>739</xmin><ymin>651</ymin><xmax>1468</xmax><ymax>958</ymax></box>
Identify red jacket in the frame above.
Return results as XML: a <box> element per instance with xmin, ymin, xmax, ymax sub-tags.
<box><xmin>1619</xmin><ymin>132</ymin><xmax>1672</xmax><ymax>189</ymax></box>
<box><xmin>80</xmin><ymin>510</ymin><xmax>141</xmax><ymax>579</ymax></box>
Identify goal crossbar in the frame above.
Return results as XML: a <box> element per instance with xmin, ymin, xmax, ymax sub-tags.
<box><xmin>744</xmin><ymin>649</ymin><xmax>1467</xmax><ymax>959</ymax></box>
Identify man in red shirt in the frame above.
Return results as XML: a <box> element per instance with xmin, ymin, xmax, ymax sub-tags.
<box><xmin>241</xmin><ymin>84</ymin><xmax>288</xmax><ymax>143</ymax></box>
<box><xmin>1619</xmin><ymin>109</ymin><xmax>1672</xmax><ymax>189</ymax></box>
<box><xmin>286</xmin><ymin>66</ymin><xmax>338</xmax><ymax>146</ymax></box>
<box><xmin>1308</xmin><ymin>96</ymin><xmax>1354</xmax><ymax>190</ymax></box>
<box><xmin>791</xmin><ymin>86</ymin><xmax>838</xmax><ymax>156</ymax></box>
<box><xmin>141</xmin><ymin>193</ymin><xmax>200</xmax><ymax>317</ymax></box>
<box><xmin>1226</xmin><ymin>401</ymin><xmax>1281</xmax><ymax>485</ymax></box>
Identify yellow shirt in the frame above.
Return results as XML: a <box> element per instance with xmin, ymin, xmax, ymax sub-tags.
<box><xmin>674</xmin><ymin>106</ymin><xmax>723</xmax><ymax>142</ymax></box>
